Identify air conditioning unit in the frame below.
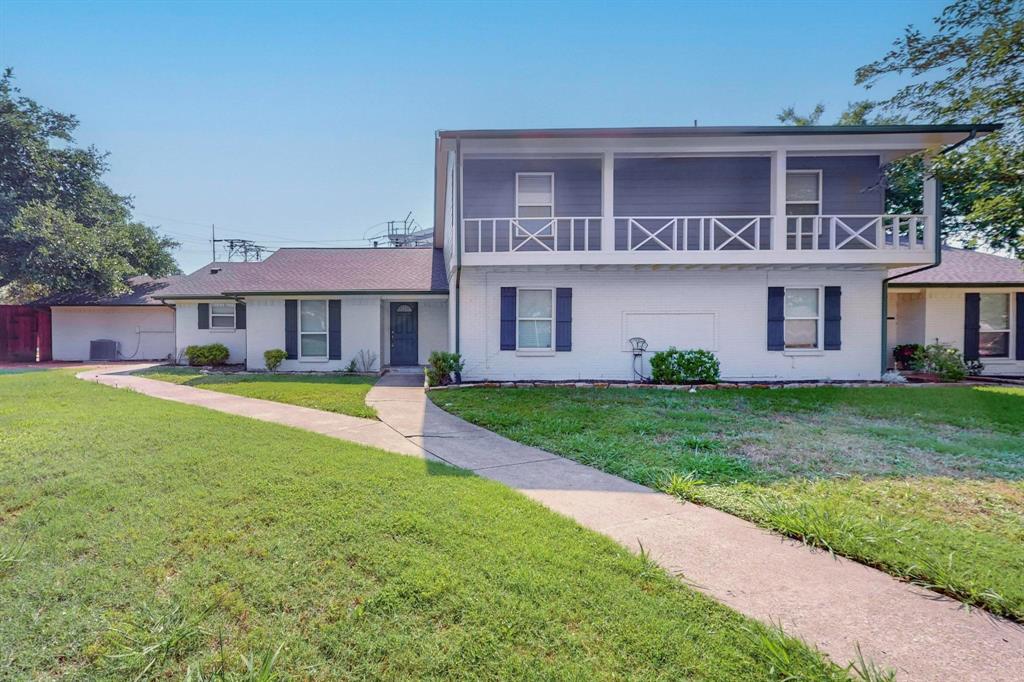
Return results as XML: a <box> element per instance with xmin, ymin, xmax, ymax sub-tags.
<box><xmin>89</xmin><ymin>339</ymin><xmax>119</xmax><ymax>361</ymax></box>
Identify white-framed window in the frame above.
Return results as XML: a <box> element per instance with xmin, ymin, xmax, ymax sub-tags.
<box><xmin>786</xmin><ymin>170</ymin><xmax>822</xmax><ymax>216</ymax></box>
<box><xmin>784</xmin><ymin>287</ymin><xmax>821</xmax><ymax>350</ymax></box>
<box><xmin>517</xmin><ymin>288</ymin><xmax>554</xmax><ymax>350</ymax></box>
<box><xmin>299</xmin><ymin>300</ymin><xmax>328</xmax><ymax>359</ymax></box>
<box><xmin>210</xmin><ymin>302</ymin><xmax>236</xmax><ymax>329</ymax></box>
<box><xmin>979</xmin><ymin>293</ymin><xmax>1011</xmax><ymax>358</ymax></box>
<box><xmin>515</xmin><ymin>172</ymin><xmax>555</xmax><ymax>238</ymax></box>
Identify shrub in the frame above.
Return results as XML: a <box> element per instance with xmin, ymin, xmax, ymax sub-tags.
<box><xmin>344</xmin><ymin>359</ymin><xmax>358</xmax><ymax>373</ymax></box>
<box><xmin>263</xmin><ymin>348</ymin><xmax>287</xmax><ymax>371</ymax></box>
<box><xmin>965</xmin><ymin>359</ymin><xmax>985</xmax><ymax>377</ymax></box>
<box><xmin>425</xmin><ymin>351</ymin><xmax>464</xmax><ymax>387</ymax></box>
<box><xmin>912</xmin><ymin>343</ymin><xmax>968</xmax><ymax>382</ymax></box>
<box><xmin>892</xmin><ymin>343</ymin><xmax>923</xmax><ymax>370</ymax></box>
<box><xmin>184</xmin><ymin>343</ymin><xmax>229</xmax><ymax>367</ymax></box>
<box><xmin>649</xmin><ymin>348</ymin><xmax>720</xmax><ymax>384</ymax></box>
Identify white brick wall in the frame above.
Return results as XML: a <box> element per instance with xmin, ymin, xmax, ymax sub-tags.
<box><xmin>922</xmin><ymin>287</ymin><xmax>1023</xmax><ymax>375</ymax></box>
<box><xmin>456</xmin><ymin>267</ymin><xmax>885</xmax><ymax>381</ymax></box>
<box><xmin>52</xmin><ymin>306</ymin><xmax>174</xmax><ymax>361</ymax></box>
<box><xmin>245</xmin><ymin>296</ymin><xmax>382</xmax><ymax>372</ymax></box>
<box><xmin>174</xmin><ymin>301</ymin><xmax>247</xmax><ymax>364</ymax></box>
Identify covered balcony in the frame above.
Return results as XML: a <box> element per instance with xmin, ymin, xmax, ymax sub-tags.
<box><xmin>458</xmin><ymin>152</ymin><xmax>936</xmax><ymax>266</ymax></box>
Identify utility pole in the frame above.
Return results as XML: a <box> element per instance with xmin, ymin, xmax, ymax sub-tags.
<box><xmin>211</xmin><ymin>224</ymin><xmax>216</xmax><ymax>262</ymax></box>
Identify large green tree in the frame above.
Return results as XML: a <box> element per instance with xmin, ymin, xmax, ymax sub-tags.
<box><xmin>0</xmin><ymin>69</ymin><xmax>179</xmax><ymax>302</ymax></box>
<box><xmin>782</xmin><ymin>0</ymin><xmax>1024</xmax><ymax>258</ymax></box>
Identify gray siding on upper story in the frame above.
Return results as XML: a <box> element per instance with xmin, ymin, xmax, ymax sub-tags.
<box><xmin>462</xmin><ymin>158</ymin><xmax>602</xmax><ymax>219</ymax></box>
<box><xmin>614</xmin><ymin>157</ymin><xmax>772</xmax><ymax>216</ymax></box>
<box><xmin>786</xmin><ymin>156</ymin><xmax>884</xmax><ymax>214</ymax></box>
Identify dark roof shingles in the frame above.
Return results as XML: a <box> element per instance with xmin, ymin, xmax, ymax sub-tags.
<box><xmin>38</xmin><ymin>275</ymin><xmax>181</xmax><ymax>306</ymax></box>
<box><xmin>890</xmin><ymin>247</ymin><xmax>1024</xmax><ymax>285</ymax></box>
<box><xmin>158</xmin><ymin>248</ymin><xmax>448</xmax><ymax>298</ymax></box>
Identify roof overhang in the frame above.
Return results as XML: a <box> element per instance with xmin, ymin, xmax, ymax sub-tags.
<box><xmin>437</xmin><ymin>124</ymin><xmax>1000</xmax><ymax>140</ymax></box>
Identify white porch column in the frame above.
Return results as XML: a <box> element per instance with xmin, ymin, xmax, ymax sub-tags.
<box><xmin>770</xmin><ymin>149</ymin><xmax>787</xmax><ymax>250</ymax></box>
<box><xmin>601</xmin><ymin>151</ymin><xmax>615</xmax><ymax>251</ymax></box>
<box><xmin>922</xmin><ymin>156</ymin><xmax>938</xmax><ymax>250</ymax></box>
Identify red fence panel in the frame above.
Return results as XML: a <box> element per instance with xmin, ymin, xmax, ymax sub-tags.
<box><xmin>0</xmin><ymin>305</ymin><xmax>51</xmax><ymax>362</ymax></box>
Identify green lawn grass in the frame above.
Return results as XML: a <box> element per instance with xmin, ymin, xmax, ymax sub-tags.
<box><xmin>133</xmin><ymin>367</ymin><xmax>378</xmax><ymax>419</ymax></box>
<box><xmin>431</xmin><ymin>385</ymin><xmax>1024</xmax><ymax>621</ymax></box>
<box><xmin>0</xmin><ymin>372</ymin><xmax>848</xmax><ymax>680</ymax></box>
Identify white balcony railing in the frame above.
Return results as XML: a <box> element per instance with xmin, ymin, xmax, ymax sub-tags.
<box><xmin>787</xmin><ymin>215</ymin><xmax>932</xmax><ymax>251</ymax></box>
<box><xmin>462</xmin><ymin>217</ymin><xmax>601</xmax><ymax>253</ymax></box>
<box><xmin>460</xmin><ymin>213</ymin><xmax>933</xmax><ymax>260</ymax></box>
<box><xmin>616</xmin><ymin>216</ymin><xmax>773</xmax><ymax>251</ymax></box>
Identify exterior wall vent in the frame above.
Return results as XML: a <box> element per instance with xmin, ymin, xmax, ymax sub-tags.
<box><xmin>89</xmin><ymin>339</ymin><xmax>119</xmax><ymax>361</ymax></box>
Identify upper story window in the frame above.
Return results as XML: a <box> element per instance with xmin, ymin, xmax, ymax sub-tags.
<box><xmin>516</xmin><ymin>173</ymin><xmax>554</xmax><ymax>218</ymax></box>
<box><xmin>517</xmin><ymin>288</ymin><xmax>554</xmax><ymax>350</ymax></box>
<box><xmin>210</xmin><ymin>302</ymin><xmax>236</xmax><ymax>329</ymax></box>
<box><xmin>300</xmin><ymin>300</ymin><xmax>328</xmax><ymax>359</ymax></box>
<box><xmin>979</xmin><ymin>293</ymin><xmax>1010</xmax><ymax>357</ymax></box>
<box><xmin>786</xmin><ymin>171</ymin><xmax>822</xmax><ymax>216</ymax></box>
<box><xmin>784</xmin><ymin>287</ymin><xmax>820</xmax><ymax>350</ymax></box>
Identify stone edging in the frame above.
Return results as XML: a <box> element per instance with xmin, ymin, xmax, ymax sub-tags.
<box><xmin>428</xmin><ymin>379</ymin><xmax>988</xmax><ymax>392</ymax></box>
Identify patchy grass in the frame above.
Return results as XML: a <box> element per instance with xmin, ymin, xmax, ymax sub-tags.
<box><xmin>0</xmin><ymin>371</ymin><xmax>850</xmax><ymax>680</ymax></box>
<box><xmin>133</xmin><ymin>366</ymin><xmax>378</xmax><ymax>419</ymax></box>
<box><xmin>432</xmin><ymin>385</ymin><xmax>1024</xmax><ymax>621</ymax></box>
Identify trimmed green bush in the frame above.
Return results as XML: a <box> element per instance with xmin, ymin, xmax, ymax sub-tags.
<box><xmin>263</xmin><ymin>348</ymin><xmax>287</xmax><ymax>371</ymax></box>
<box><xmin>184</xmin><ymin>343</ymin><xmax>230</xmax><ymax>367</ymax></box>
<box><xmin>912</xmin><ymin>343</ymin><xmax>968</xmax><ymax>382</ymax></box>
<box><xmin>649</xmin><ymin>348</ymin><xmax>720</xmax><ymax>384</ymax></box>
<box><xmin>425</xmin><ymin>351</ymin><xmax>465</xmax><ymax>387</ymax></box>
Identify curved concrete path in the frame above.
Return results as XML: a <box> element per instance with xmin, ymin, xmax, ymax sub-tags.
<box><xmin>80</xmin><ymin>367</ymin><xmax>1024</xmax><ymax>680</ymax></box>
<box><xmin>367</xmin><ymin>375</ymin><xmax>1024</xmax><ymax>682</ymax></box>
<box><xmin>77</xmin><ymin>365</ymin><xmax>424</xmax><ymax>457</ymax></box>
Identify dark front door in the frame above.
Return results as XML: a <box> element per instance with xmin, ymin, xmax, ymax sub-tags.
<box><xmin>390</xmin><ymin>302</ymin><xmax>418</xmax><ymax>366</ymax></box>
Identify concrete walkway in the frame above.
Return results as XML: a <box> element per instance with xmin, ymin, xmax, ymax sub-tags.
<box><xmin>366</xmin><ymin>375</ymin><xmax>1024</xmax><ymax>682</ymax></box>
<box><xmin>77</xmin><ymin>365</ymin><xmax>423</xmax><ymax>457</ymax></box>
<box><xmin>81</xmin><ymin>367</ymin><xmax>1024</xmax><ymax>680</ymax></box>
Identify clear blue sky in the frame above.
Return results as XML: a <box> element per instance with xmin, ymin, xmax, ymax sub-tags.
<box><xmin>1</xmin><ymin>0</ymin><xmax>945</xmax><ymax>272</ymax></box>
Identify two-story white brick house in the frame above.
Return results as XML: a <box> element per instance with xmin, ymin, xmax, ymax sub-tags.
<box><xmin>133</xmin><ymin>124</ymin><xmax>1014</xmax><ymax>381</ymax></box>
<box><xmin>433</xmin><ymin>124</ymin><xmax>1002</xmax><ymax>381</ymax></box>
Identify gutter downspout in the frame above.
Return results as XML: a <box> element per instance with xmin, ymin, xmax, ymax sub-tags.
<box><xmin>454</xmin><ymin>137</ymin><xmax>462</xmax><ymax>359</ymax></box>
<box><xmin>880</xmin><ymin>127</ymin><xmax>977</xmax><ymax>374</ymax></box>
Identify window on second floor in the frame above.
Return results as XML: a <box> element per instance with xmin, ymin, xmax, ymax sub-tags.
<box><xmin>786</xmin><ymin>171</ymin><xmax>822</xmax><ymax>216</ymax></box>
<box><xmin>516</xmin><ymin>173</ymin><xmax>554</xmax><ymax>219</ymax></box>
<box><xmin>979</xmin><ymin>293</ymin><xmax>1010</xmax><ymax>358</ymax></box>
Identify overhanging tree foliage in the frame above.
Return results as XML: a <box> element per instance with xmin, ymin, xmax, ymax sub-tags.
<box><xmin>857</xmin><ymin>0</ymin><xmax>1023</xmax><ymax>257</ymax></box>
<box><xmin>780</xmin><ymin>0</ymin><xmax>1023</xmax><ymax>258</ymax></box>
<box><xmin>0</xmin><ymin>69</ymin><xmax>179</xmax><ymax>302</ymax></box>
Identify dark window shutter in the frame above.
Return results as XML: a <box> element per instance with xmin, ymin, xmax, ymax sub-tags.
<box><xmin>235</xmin><ymin>302</ymin><xmax>246</xmax><ymax>329</ymax></box>
<box><xmin>963</xmin><ymin>293</ymin><xmax>980</xmax><ymax>361</ymax></box>
<box><xmin>767</xmin><ymin>287</ymin><xmax>785</xmax><ymax>351</ymax></box>
<box><xmin>285</xmin><ymin>299</ymin><xmax>298</xmax><ymax>359</ymax></box>
<box><xmin>328</xmin><ymin>300</ymin><xmax>341</xmax><ymax>360</ymax></box>
<box><xmin>197</xmin><ymin>303</ymin><xmax>209</xmax><ymax>329</ymax></box>
<box><xmin>1017</xmin><ymin>293</ymin><xmax>1024</xmax><ymax>360</ymax></box>
<box><xmin>823</xmin><ymin>286</ymin><xmax>841</xmax><ymax>350</ymax></box>
<box><xmin>500</xmin><ymin>287</ymin><xmax>516</xmax><ymax>350</ymax></box>
<box><xmin>555</xmin><ymin>288</ymin><xmax>572</xmax><ymax>352</ymax></box>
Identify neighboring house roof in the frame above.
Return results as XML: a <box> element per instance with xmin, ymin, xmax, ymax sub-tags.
<box><xmin>157</xmin><ymin>248</ymin><xmax>448</xmax><ymax>298</ymax></box>
<box><xmin>36</xmin><ymin>275</ymin><xmax>181</xmax><ymax>306</ymax></box>
<box><xmin>889</xmin><ymin>247</ymin><xmax>1024</xmax><ymax>286</ymax></box>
